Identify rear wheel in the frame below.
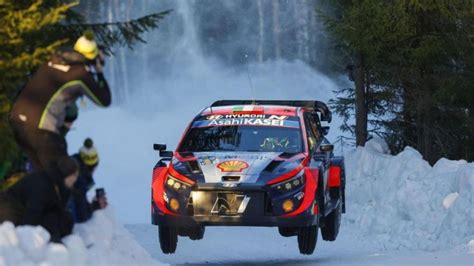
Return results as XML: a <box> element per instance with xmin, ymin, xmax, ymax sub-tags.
<box><xmin>188</xmin><ymin>226</ymin><xmax>205</xmax><ymax>240</ymax></box>
<box><xmin>321</xmin><ymin>199</ymin><xmax>342</xmax><ymax>241</ymax></box>
<box><xmin>159</xmin><ymin>226</ymin><xmax>178</xmax><ymax>254</ymax></box>
<box><xmin>297</xmin><ymin>225</ymin><xmax>318</xmax><ymax>255</ymax></box>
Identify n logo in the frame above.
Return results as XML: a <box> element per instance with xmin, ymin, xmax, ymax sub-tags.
<box><xmin>210</xmin><ymin>194</ymin><xmax>251</xmax><ymax>215</ymax></box>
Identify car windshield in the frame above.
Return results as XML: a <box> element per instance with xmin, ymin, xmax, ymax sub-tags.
<box><xmin>179</xmin><ymin>115</ymin><xmax>303</xmax><ymax>153</ymax></box>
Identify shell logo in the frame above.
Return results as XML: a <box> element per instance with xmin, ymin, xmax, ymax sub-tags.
<box><xmin>217</xmin><ymin>160</ymin><xmax>249</xmax><ymax>172</ymax></box>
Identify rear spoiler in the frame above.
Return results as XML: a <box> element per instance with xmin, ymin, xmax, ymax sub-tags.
<box><xmin>210</xmin><ymin>100</ymin><xmax>332</xmax><ymax>123</ymax></box>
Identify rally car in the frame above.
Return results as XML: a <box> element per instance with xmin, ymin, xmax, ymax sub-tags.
<box><xmin>151</xmin><ymin>100</ymin><xmax>346</xmax><ymax>255</ymax></box>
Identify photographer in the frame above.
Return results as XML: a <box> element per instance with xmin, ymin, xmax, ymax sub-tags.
<box><xmin>68</xmin><ymin>138</ymin><xmax>108</xmax><ymax>223</ymax></box>
<box><xmin>9</xmin><ymin>32</ymin><xmax>111</xmax><ymax>179</ymax></box>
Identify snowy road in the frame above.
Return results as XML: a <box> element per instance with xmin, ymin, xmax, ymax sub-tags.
<box><xmin>126</xmin><ymin>224</ymin><xmax>472</xmax><ymax>265</ymax></box>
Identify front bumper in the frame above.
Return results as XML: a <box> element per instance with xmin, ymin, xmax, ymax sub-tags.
<box><xmin>151</xmin><ymin>200</ymin><xmax>318</xmax><ymax>228</ymax></box>
<box><xmin>152</xmin><ymin>175</ymin><xmax>319</xmax><ymax>228</ymax></box>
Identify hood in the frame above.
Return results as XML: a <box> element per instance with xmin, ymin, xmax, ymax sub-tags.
<box><xmin>172</xmin><ymin>151</ymin><xmax>305</xmax><ymax>184</ymax></box>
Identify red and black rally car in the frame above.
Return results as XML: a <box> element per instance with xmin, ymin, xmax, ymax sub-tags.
<box><xmin>151</xmin><ymin>100</ymin><xmax>346</xmax><ymax>255</ymax></box>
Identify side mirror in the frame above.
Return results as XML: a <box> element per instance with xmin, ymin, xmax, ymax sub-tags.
<box><xmin>159</xmin><ymin>150</ymin><xmax>173</xmax><ymax>158</ymax></box>
<box><xmin>319</xmin><ymin>144</ymin><xmax>334</xmax><ymax>153</ymax></box>
<box><xmin>322</xmin><ymin>126</ymin><xmax>330</xmax><ymax>136</ymax></box>
<box><xmin>153</xmin><ymin>143</ymin><xmax>167</xmax><ymax>151</ymax></box>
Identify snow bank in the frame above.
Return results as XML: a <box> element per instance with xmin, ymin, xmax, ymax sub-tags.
<box><xmin>0</xmin><ymin>208</ymin><xmax>160</xmax><ymax>265</ymax></box>
<box><xmin>344</xmin><ymin>138</ymin><xmax>474</xmax><ymax>251</ymax></box>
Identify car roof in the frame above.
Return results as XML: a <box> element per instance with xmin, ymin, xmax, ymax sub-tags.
<box><xmin>200</xmin><ymin>105</ymin><xmax>300</xmax><ymax>117</ymax></box>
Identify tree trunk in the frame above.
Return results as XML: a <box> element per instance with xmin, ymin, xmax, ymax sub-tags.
<box><xmin>85</xmin><ymin>0</ymin><xmax>93</xmax><ymax>22</ymax></box>
<box><xmin>142</xmin><ymin>0</ymin><xmax>149</xmax><ymax>87</ymax></box>
<box><xmin>421</xmin><ymin>77</ymin><xmax>434</xmax><ymax>163</ymax></box>
<box><xmin>308</xmin><ymin>1</ymin><xmax>318</xmax><ymax>65</ymax></box>
<box><xmin>294</xmin><ymin>0</ymin><xmax>310</xmax><ymax>62</ymax></box>
<box><xmin>107</xmin><ymin>0</ymin><xmax>116</xmax><ymax>100</ymax></box>
<box><xmin>302</xmin><ymin>0</ymin><xmax>310</xmax><ymax>62</ymax></box>
<box><xmin>257</xmin><ymin>0</ymin><xmax>264</xmax><ymax>63</ymax></box>
<box><xmin>354</xmin><ymin>53</ymin><xmax>368</xmax><ymax>146</ymax></box>
<box><xmin>114</xmin><ymin>0</ymin><xmax>130</xmax><ymax>104</ymax></box>
<box><xmin>272</xmin><ymin>0</ymin><xmax>281</xmax><ymax>59</ymax></box>
<box><xmin>401</xmin><ymin>84</ymin><xmax>416</xmax><ymax>148</ymax></box>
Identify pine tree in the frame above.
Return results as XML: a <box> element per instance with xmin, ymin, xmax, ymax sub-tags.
<box><xmin>321</xmin><ymin>0</ymin><xmax>474</xmax><ymax>163</ymax></box>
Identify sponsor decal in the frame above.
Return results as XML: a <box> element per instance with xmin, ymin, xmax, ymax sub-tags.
<box><xmin>207</xmin><ymin>118</ymin><xmax>285</xmax><ymax>127</ymax></box>
<box><xmin>222</xmin><ymin>183</ymin><xmax>238</xmax><ymax>188</ymax></box>
<box><xmin>199</xmin><ymin>156</ymin><xmax>217</xmax><ymax>166</ymax></box>
<box><xmin>295</xmin><ymin>192</ymin><xmax>305</xmax><ymax>201</ymax></box>
<box><xmin>249</xmin><ymin>155</ymin><xmax>273</xmax><ymax>160</ymax></box>
<box><xmin>207</xmin><ymin>115</ymin><xmax>224</xmax><ymax>120</ymax></box>
<box><xmin>193</xmin><ymin>114</ymin><xmax>299</xmax><ymax>128</ymax></box>
<box><xmin>232</xmin><ymin>105</ymin><xmax>264</xmax><ymax>113</ymax></box>
<box><xmin>217</xmin><ymin>160</ymin><xmax>249</xmax><ymax>172</ymax></box>
<box><xmin>211</xmin><ymin>193</ymin><xmax>251</xmax><ymax>215</ymax></box>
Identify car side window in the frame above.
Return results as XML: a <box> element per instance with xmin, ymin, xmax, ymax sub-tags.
<box><xmin>304</xmin><ymin>113</ymin><xmax>317</xmax><ymax>154</ymax></box>
<box><xmin>308</xmin><ymin>113</ymin><xmax>322</xmax><ymax>141</ymax></box>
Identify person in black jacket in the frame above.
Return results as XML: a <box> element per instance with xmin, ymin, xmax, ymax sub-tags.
<box><xmin>1</xmin><ymin>156</ymin><xmax>79</xmax><ymax>243</ymax></box>
<box><xmin>9</xmin><ymin>33</ymin><xmax>111</xmax><ymax>178</ymax></box>
<box><xmin>68</xmin><ymin>138</ymin><xmax>107</xmax><ymax>223</ymax></box>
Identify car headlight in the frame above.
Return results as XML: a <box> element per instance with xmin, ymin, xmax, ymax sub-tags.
<box><xmin>271</xmin><ymin>171</ymin><xmax>305</xmax><ymax>192</ymax></box>
<box><xmin>165</xmin><ymin>174</ymin><xmax>193</xmax><ymax>191</ymax></box>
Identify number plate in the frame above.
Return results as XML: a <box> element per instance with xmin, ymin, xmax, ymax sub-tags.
<box><xmin>191</xmin><ymin>191</ymin><xmax>252</xmax><ymax>216</ymax></box>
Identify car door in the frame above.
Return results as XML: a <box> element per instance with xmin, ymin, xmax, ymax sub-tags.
<box><xmin>303</xmin><ymin>111</ymin><xmax>326</xmax><ymax>179</ymax></box>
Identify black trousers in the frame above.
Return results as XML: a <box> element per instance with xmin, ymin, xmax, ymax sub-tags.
<box><xmin>41</xmin><ymin>210</ymin><xmax>74</xmax><ymax>243</ymax></box>
<box><xmin>0</xmin><ymin>192</ymin><xmax>24</xmax><ymax>224</ymax></box>
<box><xmin>10</xmin><ymin>121</ymin><xmax>67</xmax><ymax>174</ymax></box>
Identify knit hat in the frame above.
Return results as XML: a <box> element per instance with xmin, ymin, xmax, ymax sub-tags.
<box><xmin>80</xmin><ymin>138</ymin><xmax>99</xmax><ymax>166</ymax></box>
<box><xmin>56</xmin><ymin>157</ymin><xmax>79</xmax><ymax>178</ymax></box>
<box><xmin>74</xmin><ymin>31</ymin><xmax>98</xmax><ymax>60</ymax></box>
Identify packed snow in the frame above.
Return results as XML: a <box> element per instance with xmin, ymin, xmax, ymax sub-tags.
<box><xmin>0</xmin><ymin>208</ymin><xmax>159</xmax><ymax>266</ymax></box>
<box><xmin>443</xmin><ymin>192</ymin><xmax>459</xmax><ymax>209</ymax></box>
<box><xmin>344</xmin><ymin>138</ymin><xmax>474</xmax><ymax>251</ymax></box>
<box><xmin>128</xmin><ymin>225</ymin><xmax>474</xmax><ymax>265</ymax></box>
<box><xmin>2</xmin><ymin>136</ymin><xmax>474</xmax><ymax>265</ymax></box>
<box><xmin>469</xmin><ymin>240</ymin><xmax>474</xmax><ymax>254</ymax></box>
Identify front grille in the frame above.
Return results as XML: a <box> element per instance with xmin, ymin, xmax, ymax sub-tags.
<box><xmin>221</xmin><ymin>175</ymin><xmax>240</xmax><ymax>182</ymax></box>
<box><xmin>189</xmin><ymin>191</ymin><xmax>264</xmax><ymax>217</ymax></box>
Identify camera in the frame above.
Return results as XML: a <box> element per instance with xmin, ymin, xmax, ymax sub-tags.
<box><xmin>96</xmin><ymin>188</ymin><xmax>105</xmax><ymax>198</ymax></box>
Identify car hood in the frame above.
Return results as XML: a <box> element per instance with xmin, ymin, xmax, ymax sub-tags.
<box><xmin>172</xmin><ymin>151</ymin><xmax>305</xmax><ymax>184</ymax></box>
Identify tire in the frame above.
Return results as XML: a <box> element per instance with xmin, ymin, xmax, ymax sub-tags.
<box><xmin>188</xmin><ymin>226</ymin><xmax>205</xmax><ymax>240</ymax></box>
<box><xmin>297</xmin><ymin>225</ymin><xmax>318</xmax><ymax>255</ymax></box>
<box><xmin>159</xmin><ymin>226</ymin><xmax>178</xmax><ymax>254</ymax></box>
<box><xmin>278</xmin><ymin>227</ymin><xmax>297</xmax><ymax>237</ymax></box>
<box><xmin>321</xmin><ymin>200</ymin><xmax>342</xmax><ymax>241</ymax></box>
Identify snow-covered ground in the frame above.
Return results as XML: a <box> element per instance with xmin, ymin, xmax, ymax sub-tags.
<box><xmin>344</xmin><ymin>138</ymin><xmax>474</xmax><ymax>251</ymax></box>
<box><xmin>2</xmin><ymin>138</ymin><xmax>474</xmax><ymax>265</ymax></box>
<box><xmin>127</xmin><ymin>225</ymin><xmax>473</xmax><ymax>265</ymax></box>
<box><xmin>0</xmin><ymin>208</ymin><xmax>158</xmax><ymax>266</ymax></box>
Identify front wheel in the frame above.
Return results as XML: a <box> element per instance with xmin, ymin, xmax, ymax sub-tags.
<box><xmin>278</xmin><ymin>227</ymin><xmax>297</xmax><ymax>237</ymax></box>
<box><xmin>159</xmin><ymin>226</ymin><xmax>178</xmax><ymax>254</ymax></box>
<box><xmin>321</xmin><ymin>199</ymin><xmax>342</xmax><ymax>241</ymax></box>
<box><xmin>297</xmin><ymin>225</ymin><xmax>318</xmax><ymax>255</ymax></box>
